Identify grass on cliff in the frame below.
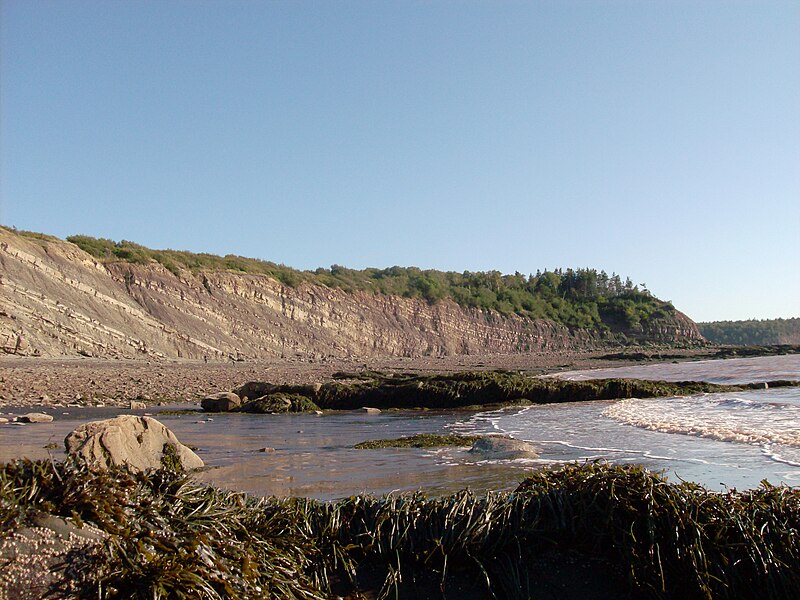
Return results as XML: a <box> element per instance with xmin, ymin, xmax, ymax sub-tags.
<box><xmin>64</xmin><ymin>233</ymin><xmax>677</xmax><ymax>332</ymax></box>
<box><xmin>2</xmin><ymin>459</ymin><xmax>799</xmax><ymax>599</ymax></box>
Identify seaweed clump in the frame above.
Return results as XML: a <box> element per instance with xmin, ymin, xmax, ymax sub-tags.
<box><xmin>2</xmin><ymin>460</ymin><xmax>800</xmax><ymax>599</ymax></box>
<box><xmin>354</xmin><ymin>433</ymin><xmax>483</xmax><ymax>449</ymax></box>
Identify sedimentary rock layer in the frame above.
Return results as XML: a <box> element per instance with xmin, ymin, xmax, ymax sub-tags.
<box><xmin>0</xmin><ymin>229</ymin><xmax>702</xmax><ymax>359</ymax></box>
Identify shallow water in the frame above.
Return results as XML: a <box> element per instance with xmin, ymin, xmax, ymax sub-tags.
<box><xmin>0</xmin><ymin>406</ymin><xmax>525</xmax><ymax>500</ymax></box>
<box><xmin>449</xmin><ymin>355</ymin><xmax>800</xmax><ymax>490</ymax></box>
<box><xmin>1</xmin><ymin>355</ymin><xmax>797</xmax><ymax>498</ymax></box>
<box><xmin>555</xmin><ymin>353</ymin><xmax>799</xmax><ymax>384</ymax></box>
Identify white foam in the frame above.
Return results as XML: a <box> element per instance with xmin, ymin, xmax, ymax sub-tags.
<box><xmin>603</xmin><ymin>391</ymin><xmax>800</xmax><ymax>449</ymax></box>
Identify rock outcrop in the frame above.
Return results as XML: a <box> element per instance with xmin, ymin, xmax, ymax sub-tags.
<box><xmin>0</xmin><ymin>228</ymin><xmax>704</xmax><ymax>360</ymax></box>
<box><xmin>469</xmin><ymin>436</ymin><xmax>540</xmax><ymax>460</ymax></box>
<box><xmin>64</xmin><ymin>415</ymin><xmax>203</xmax><ymax>472</ymax></box>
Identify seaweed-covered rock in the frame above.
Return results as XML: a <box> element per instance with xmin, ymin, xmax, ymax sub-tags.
<box><xmin>234</xmin><ymin>381</ymin><xmax>322</xmax><ymax>402</ymax></box>
<box><xmin>469</xmin><ymin>436</ymin><xmax>540</xmax><ymax>460</ymax></box>
<box><xmin>64</xmin><ymin>415</ymin><xmax>203</xmax><ymax>472</ymax></box>
<box><xmin>237</xmin><ymin>392</ymin><xmax>321</xmax><ymax>414</ymax></box>
<box><xmin>201</xmin><ymin>391</ymin><xmax>241</xmax><ymax>412</ymax></box>
<box><xmin>233</xmin><ymin>381</ymin><xmax>279</xmax><ymax>402</ymax></box>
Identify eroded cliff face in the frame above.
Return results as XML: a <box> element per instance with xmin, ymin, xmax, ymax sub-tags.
<box><xmin>0</xmin><ymin>229</ymin><xmax>703</xmax><ymax>359</ymax></box>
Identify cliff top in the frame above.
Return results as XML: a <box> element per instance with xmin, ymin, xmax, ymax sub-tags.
<box><xmin>59</xmin><ymin>231</ymin><xmax>675</xmax><ymax>333</ymax></box>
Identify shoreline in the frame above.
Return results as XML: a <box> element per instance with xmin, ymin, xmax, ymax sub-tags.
<box><xmin>3</xmin><ymin>345</ymin><xmax>790</xmax><ymax>409</ymax></box>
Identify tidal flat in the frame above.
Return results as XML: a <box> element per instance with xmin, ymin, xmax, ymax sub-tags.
<box><xmin>2</xmin><ymin>352</ymin><xmax>799</xmax><ymax>598</ymax></box>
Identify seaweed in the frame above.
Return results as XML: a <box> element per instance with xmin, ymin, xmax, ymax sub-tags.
<box><xmin>314</xmin><ymin>371</ymin><xmax>743</xmax><ymax>411</ymax></box>
<box><xmin>2</xmin><ymin>460</ymin><xmax>799</xmax><ymax>599</ymax></box>
<box><xmin>354</xmin><ymin>433</ymin><xmax>483</xmax><ymax>450</ymax></box>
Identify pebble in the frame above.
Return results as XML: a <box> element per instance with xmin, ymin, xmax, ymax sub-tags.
<box><xmin>0</xmin><ymin>519</ymin><xmax>106</xmax><ymax>598</ymax></box>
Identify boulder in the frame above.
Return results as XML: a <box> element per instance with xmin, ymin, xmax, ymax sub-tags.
<box><xmin>361</xmin><ymin>407</ymin><xmax>381</xmax><ymax>414</ymax></box>
<box><xmin>468</xmin><ymin>436</ymin><xmax>540</xmax><ymax>460</ymax></box>
<box><xmin>17</xmin><ymin>412</ymin><xmax>54</xmax><ymax>423</ymax></box>
<box><xmin>64</xmin><ymin>415</ymin><xmax>204</xmax><ymax>472</ymax></box>
<box><xmin>244</xmin><ymin>394</ymin><xmax>292</xmax><ymax>413</ymax></box>
<box><xmin>201</xmin><ymin>391</ymin><xmax>241</xmax><ymax>412</ymax></box>
<box><xmin>238</xmin><ymin>392</ymin><xmax>320</xmax><ymax>413</ymax></box>
<box><xmin>234</xmin><ymin>381</ymin><xmax>322</xmax><ymax>402</ymax></box>
<box><xmin>233</xmin><ymin>381</ymin><xmax>278</xmax><ymax>402</ymax></box>
<box><xmin>0</xmin><ymin>417</ymin><xmax>9</xmax><ymax>424</ymax></box>
<box><xmin>289</xmin><ymin>383</ymin><xmax>322</xmax><ymax>397</ymax></box>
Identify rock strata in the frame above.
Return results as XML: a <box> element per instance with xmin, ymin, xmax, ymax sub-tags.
<box><xmin>64</xmin><ymin>415</ymin><xmax>203</xmax><ymax>472</ymax></box>
<box><xmin>0</xmin><ymin>227</ymin><xmax>704</xmax><ymax>361</ymax></box>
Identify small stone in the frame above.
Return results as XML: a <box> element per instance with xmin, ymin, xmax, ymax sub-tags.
<box><xmin>361</xmin><ymin>407</ymin><xmax>381</xmax><ymax>414</ymax></box>
<box><xmin>258</xmin><ymin>447</ymin><xmax>275</xmax><ymax>453</ymax></box>
<box><xmin>0</xmin><ymin>417</ymin><xmax>8</xmax><ymax>424</ymax></box>
<box><xmin>17</xmin><ymin>412</ymin><xmax>54</xmax><ymax>423</ymax></box>
<box><xmin>129</xmin><ymin>400</ymin><xmax>146</xmax><ymax>410</ymax></box>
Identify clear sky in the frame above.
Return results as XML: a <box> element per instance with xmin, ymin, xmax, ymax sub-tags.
<box><xmin>2</xmin><ymin>1</ymin><xmax>798</xmax><ymax>322</ymax></box>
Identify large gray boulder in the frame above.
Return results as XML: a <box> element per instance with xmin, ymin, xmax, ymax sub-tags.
<box><xmin>201</xmin><ymin>391</ymin><xmax>241</xmax><ymax>412</ymax></box>
<box><xmin>65</xmin><ymin>415</ymin><xmax>203</xmax><ymax>472</ymax></box>
<box><xmin>468</xmin><ymin>436</ymin><xmax>540</xmax><ymax>460</ymax></box>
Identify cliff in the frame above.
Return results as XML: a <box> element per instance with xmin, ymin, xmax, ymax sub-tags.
<box><xmin>0</xmin><ymin>228</ymin><xmax>703</xmax><ymax>359</ymax></box>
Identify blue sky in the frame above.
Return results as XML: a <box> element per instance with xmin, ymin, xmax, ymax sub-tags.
<box><xmin>2</xmin><ymin>1</ymin><xmax>798</xmax><ymax>322</ymax></box>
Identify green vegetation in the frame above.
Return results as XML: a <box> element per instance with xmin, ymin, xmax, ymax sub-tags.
<box><xmin>65</xmin><ymin>234</ymin><xmax>676</xmax><ymax>331</ymax></box>
<box><xmin>0</xmin><ymin>225</ymin><xmax>59</xmax><ymax>242</ymax></box>
<box><xmin>354</xmin><ymin>433</ymin><xmax>483</xmax><ymax>449</ymax></box>
<box><xmin>159</xmin><ymin>443</ymin><xmax>184</xmax><ymax>472</ymax></box>
<box><xmin>2</xmin><ymin>459</ymin><xmax>798</xmax><ymax>599</ymax></box>
<box><xmin>700</xmin><ymin>318</ymin><xmax>800</xmax><ymax>345</ymax></box>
